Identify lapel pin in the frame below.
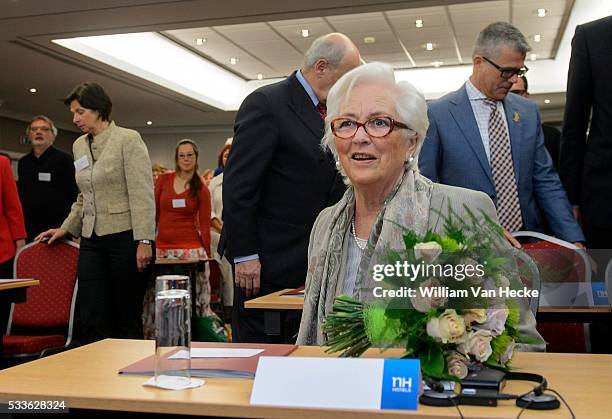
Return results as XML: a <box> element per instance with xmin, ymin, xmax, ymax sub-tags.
<box><xmin>513</xmin><ymin>112</ymin><xmax>520</xmax><ymax>123</ymax></box>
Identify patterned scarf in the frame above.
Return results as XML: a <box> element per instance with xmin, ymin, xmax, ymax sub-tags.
<box><xmin>297</xmin><ymin>166</ymin><xmax>434</xmax><ymax>345</ymax></box>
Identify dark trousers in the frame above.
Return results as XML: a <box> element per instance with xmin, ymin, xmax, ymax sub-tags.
<box><xmin>581</xmin><ymin>220</ymin><xmax>612</xmax><ymax>353</ymax></box>
<box><xmin>0</xmin><ymin>258</ymin><xmax>13</xmax><ymax>279</ymax></box>
<box><xmin>78</xmin><ymin>231</ymin><xmax>149</xmax><ymax>344</ymax></box>
<box><xmin>231</xmin><ymin>279</ymin><xmax>301</xmax><ymax>344</ymax></box>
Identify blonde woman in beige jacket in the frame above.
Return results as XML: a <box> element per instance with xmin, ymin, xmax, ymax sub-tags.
<box><xmin>37</xmin><ymin>82</ymin><xmax>155</xmax><ymax>343</ymax></box>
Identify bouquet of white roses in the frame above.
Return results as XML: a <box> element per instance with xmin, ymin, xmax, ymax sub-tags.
<box><xmin>323</xmin><ymin>208</ymin><xmax>536</xmax><ymax>381</ymax></box>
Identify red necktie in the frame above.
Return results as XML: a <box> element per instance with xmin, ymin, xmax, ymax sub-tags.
<box><xmin>316</xmin><ymin>102</ymin><xmax>327</xmax><ymax>120</ymax></box>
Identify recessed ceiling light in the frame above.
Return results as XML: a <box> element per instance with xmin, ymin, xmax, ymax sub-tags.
<box><xmin>229</xmin><ymin>57</ymin><xmax>239</xmax><ymax>65</ymax></box>
<box><xmin>425</xmin><ymin>42</ymin><xmax>434</xmax><ymax>51</ymax></box>
<box><xmin>364</xmin><ymin>36</ymin><xmax>376</xmax><ymax>44</ymax></box>
<box><xmin>415</xmin><ymin>19</ymin><xmax>424</xmax><ymax>28</ymax></box>
<box><xmin>530</xmin><ymin>53</ymin><xmax>537</xmax><ymax>61</ymax></box>
<box><xmin>301</xmin><ymin>29</ymin><xmax>309</xmax><ymax>38</ymax></box>
<box><xmin>194</xmin><ymin>38</ymin><xmax>206</xmax><ymax>46</ymax></box>
<box><xmin>544</xmin><ymin>99</ymin><xmax>551</xmax><ymax>104</ymax></box>
<box><xmin>146</xmin><ymin>120</ymin><xmax>153</xmax><ymax>125</ymax></box>
<box><xmin>257</xmin><ymin>73</ymin><xmax>263</xmax><ymax>80</ymax></box>
<box><xmin>537</xmin><ymin>8</ymin><xmax>547</xmax><ymax>17</ymax></box>
<box><xmin>533</xmin><ymin>34</ymin><xmax>541</xmax><ymax>42</ymax></box>
<box><xmin>431</xmin><ymin>61</ymin><xmax>444</xmax><ymax>68</ymax></box>
<box><xmin>29</xmin><ymin>88</ymin><xmax>37</xmax><ymax>93</ymax></box>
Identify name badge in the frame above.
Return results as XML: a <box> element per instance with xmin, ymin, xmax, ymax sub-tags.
<box><xmin>251</xmin><ymin>357</ymin><xmax>420</xmax><ymax>411</ymax></box>
<box><xmin>172</xmin><ymin>199</ymin><xmax>186</xmax><ymax>208</ymax></box>
<box><xmin>38</xmin><ymin>172</ymin><xmax>51</xmax><ymax>182</ymax></box>
<box><xmin>74</xmin><ymin>155</ymin><xmax>89</xmax><ymax>172</ymax></box>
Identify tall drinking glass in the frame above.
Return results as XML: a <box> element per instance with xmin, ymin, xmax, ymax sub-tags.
<box><xmin>155</xmin><ymin>275</ymin><xmax>191</xmax><ymax>386</ymax></box>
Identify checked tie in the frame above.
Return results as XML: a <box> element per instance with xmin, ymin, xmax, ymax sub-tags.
<box><xmin>316</xmin><ymin>102</ymin><xmax>327</xmax><ymax>120</ymax></box>
<box><xmin>484</xmin><ymin>98</ymin><xmax>523</xmax><ymax>232</ymax></box>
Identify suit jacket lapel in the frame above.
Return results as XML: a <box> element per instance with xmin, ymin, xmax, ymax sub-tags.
<box><xmin>503</xmin><ymin>96</ymin><xmax>521</xmax><ymax>185</ymax></box>
<box><xmin>449</xmin><ymin>86</ymin><xmax>494</xmax><ymax>185</ymax></box>
<box><xmin>286</xmin><ymin>72</ymin><xmax>324</xmax><ymax>140</ymax></box>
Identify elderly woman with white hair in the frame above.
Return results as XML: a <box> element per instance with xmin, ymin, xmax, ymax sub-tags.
<box><xmin>297</xmin><ymin>62</ymin><xmax>543</xmax><ymax>350</ymax></box>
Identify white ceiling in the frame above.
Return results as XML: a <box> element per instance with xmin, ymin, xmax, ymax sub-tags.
<box><xmin>166</xmin><ymin>0</ymin><xmax>570</xmax><ymax>80</ymax></box>
<box><xmin>0</xmin><ymin>0</ymin><xmax>609</xmax><ymax>132</ymax></box>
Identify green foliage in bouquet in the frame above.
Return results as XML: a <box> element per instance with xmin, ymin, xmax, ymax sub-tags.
<box><xmin>323</xmin><ymin>206</ymin><xmax>537</xmax><ymax>381</ymax></box>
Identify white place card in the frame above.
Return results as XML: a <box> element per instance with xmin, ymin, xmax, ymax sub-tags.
<box><xmin>250</xmin><ymin>357</ymin><xmax>420</xmax><ymax>411</ymax></box>
<box><xmin>168</xmin><ymin>348</ymin><xmax>264</xmax><ymax>360</ymax></box>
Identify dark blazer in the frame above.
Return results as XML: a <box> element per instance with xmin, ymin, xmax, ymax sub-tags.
<box><xmin>542</xmin><ymin>124</ymin><xmax>560</xmax><ymax>171</ymax></box>
<box><xmin>420</xmin><ymin>84</ymin><xmax>584</xmax><ymax>243</ymax></box>
<box><xmin>560</xmin><ymin>16</ymin><xmax>612</xmax><ymax>227</ymax></box>
<box><xmin>220</xmin><ymin>72</ymin><xmax>345</xmax><ymax>288</ymax></box>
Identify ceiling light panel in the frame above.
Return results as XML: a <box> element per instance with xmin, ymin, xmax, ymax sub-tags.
<box><xmin>326</xmin><ymin>12</ymin><xmax>388</xmax><ymax>34</ymax></box>
<box><xmin>386</xmin><ymin>6</ymin><xmax>447</xmax><ymax>29</ymax></box>
<box><xmin>53</xmin><ymin>32</ymin><xmax>256</xmax><ymax>111</ymax></box>
<box><xmin>448</xmin><ymin>2</ymin><xmax>510</xmax><ymax>31</ymax></box>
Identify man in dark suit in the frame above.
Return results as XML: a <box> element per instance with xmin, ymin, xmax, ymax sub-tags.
<box><xmin>220</xmin><ymin>33</ymin><xmax>361</xmax><ymax>342</ymax></box>
<box><xmin>560</xmin><ymin>16</ymin><xmax>612</xmax><ymax>250</ymax></box>
<box><xmin>420</xmin><ymin>22</ymin><xmax>584</xmax><ymax>248</ymax></box>
<box><xmin>18</xmin><ymin>115</ymin><xmax>78</xmax><ymax>242</ymax></box>
<box><xmin>560</xmin><ymin>16</ymin><xmax>612</xmax><ymax>354</ymax></box>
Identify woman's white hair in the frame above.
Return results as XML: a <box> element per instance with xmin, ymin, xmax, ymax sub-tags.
<box><xmin>322</xmin><ymin>62</ymin><xmax>429</xmax><ymax>174</ymax></box>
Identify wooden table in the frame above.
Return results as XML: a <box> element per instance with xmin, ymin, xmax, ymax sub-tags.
<box><xmin>0</xmin><ymin>338</ymin><xmax>611</xmax><ymax>418</ymax></box>
<box><xmin>537</xmin><ymin>306</ymin><xmax>612</xmax><ymax>323</ymax></box>
<box><xmin>245</xmin><ymin>289</ymin><xmax>303</xmax><ymax>338</ymax></box>
<box><xmin>0</xmin><ymin>280</ymin><xmax>40</xmax><ymax>365</ymax></box>
<box><xmin>248</xmin><ymin>289</ymin><xmax>612</xmax><ymax>324</ymax></box>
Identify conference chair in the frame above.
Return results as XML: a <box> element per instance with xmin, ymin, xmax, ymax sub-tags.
<box><xmin>511</xmin><ymin>247</ymin><xmax>541</xmax><ymax>317</ymax></box>
<box><xmin>606</xmin><ymin>259</ymin><xmax>612</xmax><ymax>305</ymax></box>
<box><xmin>2</xmin><ymin>240</ymin><xmax>79</xmax><ymax>361</ymax></box>
<box><xmin>512</xmin><ymin>231</ymin><xmax>592</xmax><ymax>353</ymax></box>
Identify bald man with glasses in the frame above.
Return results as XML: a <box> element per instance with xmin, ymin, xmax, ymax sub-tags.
<box><xmin>420</xmin><ymin>22</ymin><xmax>584</xmax><ymax>248</ymax></box>
<box><xmin>17</xmin><ymin>115</ymin><xmax>78</xmax><ymax>242</ymax></box>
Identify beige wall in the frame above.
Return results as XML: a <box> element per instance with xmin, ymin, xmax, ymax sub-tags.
<box><xmin>0</xmin><ymin>116</ymin><xmax>78</xmax><ymax>155</ymax></box>
<box><xmin>0</xmin><ymin>115</ymin><xmax>233</xmax><ymax>176</ymax></box>
<box><xmin>142</xmin><ymin>130</ymin><xmax>233</xmax><ymax>174</ymax></box>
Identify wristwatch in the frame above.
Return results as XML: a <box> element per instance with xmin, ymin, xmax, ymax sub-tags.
<box><xmin>139</xmin><ymin>239</ymin><xmax>152</xmax><ymax>245</ymax></box>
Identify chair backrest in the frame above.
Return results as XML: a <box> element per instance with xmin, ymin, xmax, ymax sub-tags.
<box><xmin>8</xmin><ymin>240</ymin><xmax>79</xmax><ymax>331</ymax></box>
<box><xmin>606</xmin><ymin>259</ymin><xmax>612</xmax><ymax>305</ymax></box>
<box><xmin>512</xmin><ymin>231</ymin><xmax>593</xmax><ymax>307</ymax></box>
<box><xmin>510</xmin><ymin>247</ymin><xmax>541</xmax><ymax>317</ymax></box>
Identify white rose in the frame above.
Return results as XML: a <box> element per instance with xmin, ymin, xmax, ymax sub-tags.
<box><xmin>426</xmin><ymin>309</ymin><xmax>467</xmax><ymax>344</ymax></box>
<box><xmin>499</xmin><ymin>339</ymin><xmax>516</xmax><ymax>365</ymax></box>
<box><xmin>414</xmin><ymin>241</ymin><xmax>443</xmax><ymax>263</ymax></box>
<box><xmin>446</xmin><ymin>351</ymin><xmax>469</xmax><ymax>379</ymax></box>
<box><xmin>475</xmin><ymin>308</ymin><xmax>509</xmax><ymax>337</ymax></box>
<box><xmin>458</xmin><ymin>329</ymin><xmax>493</xmax><ymax>362</ymax></box>
<box><xmin>410</xmin><ymin>278</ymin><xmax>447</xmax><ymax>313</ymax></box>
<box><xmin>462</xmin><ymin>258</ymin><xmax>485</xmax><ymax>284</ymax></box>
<box><xmin>462</xmin><ymin>309</ymin><xmax>487</xmax><ymax>326</ymax></box>
<box><xmin>498</xmin><ymin>274</ymin><xmax>510</xmax><ymax>288</ymax></box>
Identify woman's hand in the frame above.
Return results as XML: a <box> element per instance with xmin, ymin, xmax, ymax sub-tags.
<box><xmin>15</xmin><ymin>239</ymin><xmax>26</xmax><ymax>251</ymax></box>
<box><xmin>35</xmin><ymin>228</ymin><xmax>67</xmax><ymax>244</ymax></box>
<box><xmin>211</xmin><ymin>217</ymin><xmax>223</xmax><ymax>234</ymax></box>
<box><xmin>136</xmin><ymin>242</ymin><xmax>153</xmax><ymax>272</ymax></box>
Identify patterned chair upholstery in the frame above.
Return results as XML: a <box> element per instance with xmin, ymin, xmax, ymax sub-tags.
<box><xmin>3</xmin><ymin>240</ymin><xmax>79</xmax><ymax>359</ymax></box>
<box><xmin>513</xmin><ymin>231</ymin><xmax>591</xmax><ymax>353</ymax></box>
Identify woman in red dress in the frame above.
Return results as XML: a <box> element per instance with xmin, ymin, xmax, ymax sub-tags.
<box><xmin>143</xmin><ymin>139</ymin><xmax>225</xmax><ymax>340</ymax></box>
<box><xmin>0</xmin><ymin>155</ymin><xmax>26</xmax><ymax>278</ymax></box>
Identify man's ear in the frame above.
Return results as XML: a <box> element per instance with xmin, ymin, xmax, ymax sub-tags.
<box><xmin>314</xmin><ymin>58</ymin><xmax>329</xmax><ymax>76</ymax></box>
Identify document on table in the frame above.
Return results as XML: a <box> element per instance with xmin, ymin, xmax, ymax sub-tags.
<box><xmin>168</xmin><ymin>348</ymin><xmax>264</xmax><ymax>360</ymax></box>
<box><xmin>0</xmin><ymin>278</ymin><xmax>34</xmax><ymax>283</ymax></box>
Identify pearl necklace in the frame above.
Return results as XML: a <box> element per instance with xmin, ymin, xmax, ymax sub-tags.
<box><xmin>351</xmin><ymin>216</ymin><xmax>367</xmax><ymax>250</ymax></box>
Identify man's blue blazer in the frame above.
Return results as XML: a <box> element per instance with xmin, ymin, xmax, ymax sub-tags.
<box><xmin>419</xmin><ymin>84</ymin><xmax>584</xmax><ymax>243</ymax></box>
